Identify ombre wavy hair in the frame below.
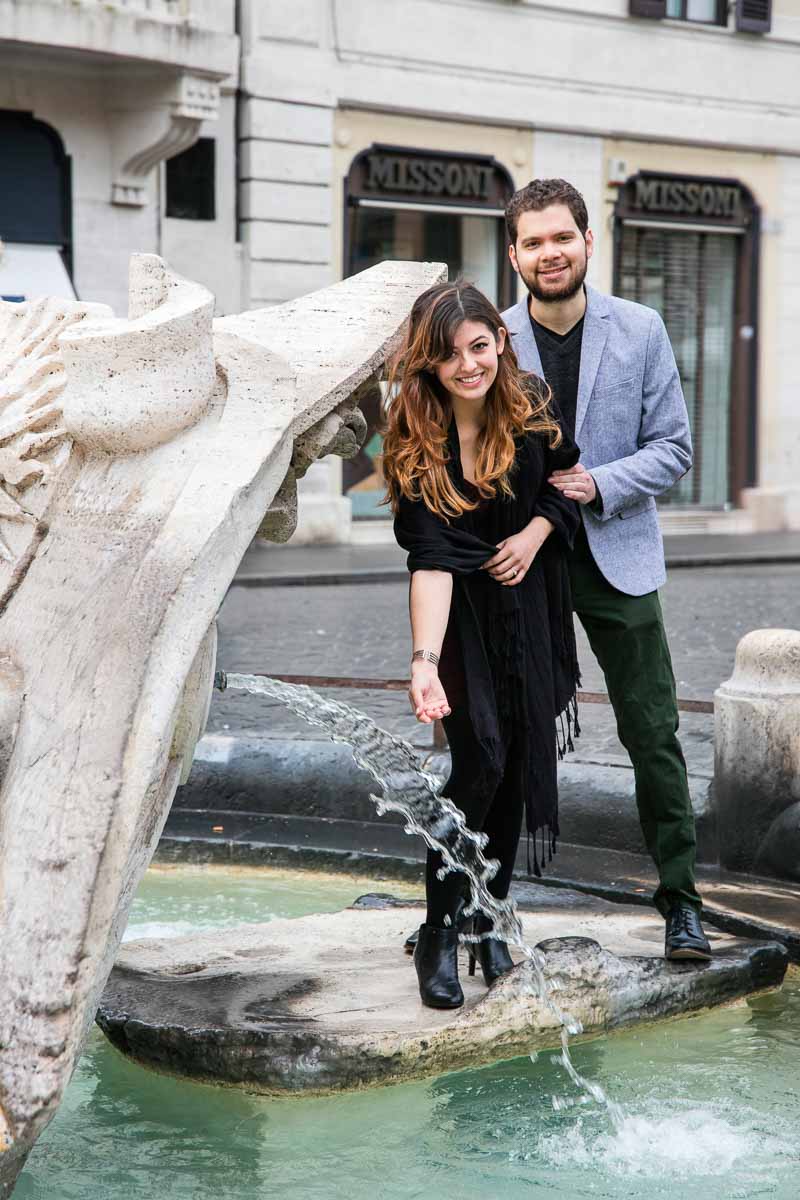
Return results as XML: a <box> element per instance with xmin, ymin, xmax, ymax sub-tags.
<box><xmin>382</xmin><ymin>282</ymin><xmax>562</xmax><ymax>519</ymax></box>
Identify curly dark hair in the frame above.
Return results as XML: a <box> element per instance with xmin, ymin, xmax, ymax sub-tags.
<box><xmin>505</xmin><ymin>178</ymin><xmax>589</xmax><ymax>244</ymax></box>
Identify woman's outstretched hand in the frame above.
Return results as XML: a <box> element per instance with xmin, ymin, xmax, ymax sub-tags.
<box><xmin>484</xmin><ymin>527</ymin><xmax>540</xmax><ymax>587</ymax></box>
<box><xmin>408</xmin><ymin>661</ymin><xmax>451</xmax><ymax>724</ymax></box>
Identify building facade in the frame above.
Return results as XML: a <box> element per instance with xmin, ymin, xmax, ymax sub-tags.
<box><xmin>238</xmin><ymin>0</ymin><xmax>800</xmax><ymax>542</ymax></box>
<box><xmin>0</xmin><ymin>0</ymin><xmax>240</xmax><ymax>317</ymax></box>
<box><xmin>2</xmin><ymin>1</ymin><xmax>798</xmax><ymax>543</ymax></box>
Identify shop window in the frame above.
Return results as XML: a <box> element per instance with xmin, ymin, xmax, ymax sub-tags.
<box><xmin>166</xmin><ymin>138</ymin><xmax>216</xmax><ymax>221</ymax></box>
<box><xmin>666</xmin><ymin>0</ymin><xmax>727</xmax><ymax>22</ymax></box>
<box><xmin>349</xmin><ymin>207</ymin><xmax>504</xmax><ymax>306</ymax></box>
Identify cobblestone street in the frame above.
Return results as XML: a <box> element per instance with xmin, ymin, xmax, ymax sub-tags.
<box><xmin>210</xmin><ymin>562</ymin><xmax>800</xmax><ymax>776</ymax></box>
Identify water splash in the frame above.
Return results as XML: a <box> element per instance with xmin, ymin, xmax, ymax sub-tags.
<box><xmin>538</xmin><ymin>1105</ymin><xmax>795</xmax><ymax>1179</ymax></box>
<box><xmin>217</xmin><ymin>670</ymin><xmax>623</xmax><ymax>1126</ymax></box>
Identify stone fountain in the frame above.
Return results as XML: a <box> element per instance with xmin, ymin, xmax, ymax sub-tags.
<box><xmin>0</xmin><ymin>257</ymin><xmax>789</xmax><ymax>1195</ymax></box>
<box><xmin>0</xmin><ymin>255</ymin><xmax>444</xmax><ymax>1194</ymax></box>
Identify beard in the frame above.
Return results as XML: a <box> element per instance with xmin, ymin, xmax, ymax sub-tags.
<box><xmin>522</xmin><ymin>250</ymin><xmax>588</xmax><ymax>304</ymax></box>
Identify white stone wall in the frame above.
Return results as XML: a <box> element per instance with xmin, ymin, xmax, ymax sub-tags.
<box><xmin>237</xmin><ymin>0</ymin><xmax>334</xmax><ymax>307</ymax></box>
<box><xmin>239</xmin><ymin>99</ymin><xmax>335</xmax><ymax>306</ymax></box>
<box><xmin>746</xmin><ymin>155</ymin><xmax>800</xmax><ymax>530</ymax></box>
<box><xmin>530</xmin><ymin>132</ymin><xmax>605</xmax><ymax>290</ymax></box>
<box><xmin>775</xmin><ymin>156</ymin><xmax>800</xmax><ymax>505</ymax></box>
<box><xmin>257</xmin><ymin>0</ymin><xmax>799</xmax><ymax>150</ymax></box>
<box><xmin>237</xmin><ymin>85</ymin><xmax>341</xmax><ymax>545</ymax></box>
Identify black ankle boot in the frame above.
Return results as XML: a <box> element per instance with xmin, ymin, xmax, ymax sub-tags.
<box><xmin>414</xmin><ymin>924</ymin><xmax>464</xmax><ymax>1009</ymax></box>
<box><xmin>404</xmin><ymin>895</ymin><xmax>468</xmax><ymax>956</ymax></box>
<box><xmin>467</xmin><ymin>912</ymin><xmax>515</xmax><ymax>986</ymax></box>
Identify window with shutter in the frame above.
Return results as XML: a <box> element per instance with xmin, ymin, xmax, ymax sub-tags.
<box><xmin>629</xmin><ymin>0</ymin><xmax>668</xmax><ymax>17</ymax></box>
<box><xmin>736</xmin><ymin>0</ymin><xmax>772</xmax><ymax>33</ymax></box>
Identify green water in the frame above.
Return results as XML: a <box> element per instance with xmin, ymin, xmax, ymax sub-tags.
<box><xmin>121</xmin><ymin>863</ymin><xmax>421</xmax><ymax>942</ymax></box>
<box><xmin>17</xmin><ymin>867</ymin><xmax>800</xmax><ymax>1200</ymax></box>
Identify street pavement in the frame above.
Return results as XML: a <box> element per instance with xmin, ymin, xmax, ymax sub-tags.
<box><xmin>234</xmin><ymin>529</ymin><xmax>800</xmax><ymax>586</ymax></box>
<box><xmin>210</xmin><ymin>560</ymin><xmax>800</xmax><ymax>779</ymax></box>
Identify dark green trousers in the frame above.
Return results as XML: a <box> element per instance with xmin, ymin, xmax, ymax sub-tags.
<box><xmin>568</xmin><ymin>528</ymin><xmax>701</xmax><ymax>916</ymax></box>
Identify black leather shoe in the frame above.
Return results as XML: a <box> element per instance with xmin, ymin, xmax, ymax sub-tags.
<box><xmin>404</xmin><ymin>896</ymin><xmax>468</xmax><ymax>956</ymax></box>
<box><xmin>665</xmin><ymin>902</ymin><xmax>712</xmax><ymax>961</ymax></box>
<box><xmin>414</xmin><ymin>924</ymin><xmax>464</xmax><ymax>1009</ymax></box>
<box><xmin>467</xmin><ymin>912</ymin><xmax>515</xmax><ymax>986</ymax></box>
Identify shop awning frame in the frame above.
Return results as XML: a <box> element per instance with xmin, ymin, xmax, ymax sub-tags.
<box><xmin>354</xmin><ymin>197</ymin><xmax>507</xmax><ymax>219</ymax></box>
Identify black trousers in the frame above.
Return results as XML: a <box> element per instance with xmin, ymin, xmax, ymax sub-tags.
<box><xmin>425</xmin><ymin>707</ymin><xmax>525</xmax><ymax>927</ymax></box>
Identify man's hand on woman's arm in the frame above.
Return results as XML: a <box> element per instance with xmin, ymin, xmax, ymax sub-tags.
<box><xmin>547</xmin><ymin>462</ymin><xmax>597</xmax><ymax>505</ymax></box>
<box><xmin>408</xmin><ymin>569</ymin><xmax>453</xmax><ymax>723</ymax></box>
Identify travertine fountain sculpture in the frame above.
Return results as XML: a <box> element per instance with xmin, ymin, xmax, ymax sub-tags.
<box><xmin>0</xmin><ymin>255</ymin><xmax>444</xmax><ymax>1194</ymax></box>
<box><xmin>0</xmin><ymin>257</ymin><xmax>790</xmax><ymax>1196</ymax></box>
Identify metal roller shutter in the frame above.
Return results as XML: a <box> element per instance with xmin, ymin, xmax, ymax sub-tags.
<box><xmin>616</xmin><ymin>225</ymin><xmax>738</xmax><ymax>507</ymax></box>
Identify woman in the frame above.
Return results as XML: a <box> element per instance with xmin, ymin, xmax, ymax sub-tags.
<box><xmin>382</xmin><ymin>282</ymin><xmax>581</xmax><ymax>1010</ymax></box>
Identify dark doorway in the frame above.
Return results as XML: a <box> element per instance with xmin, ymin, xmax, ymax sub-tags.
<box><xmin>0</xmin><ymin>110</ymin><xmax>72</xmax><ymax>275</ymax></box>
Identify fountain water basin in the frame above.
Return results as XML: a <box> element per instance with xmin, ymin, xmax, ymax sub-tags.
<box><xmin>16</xmin><ymin>865</ymin><xmax>800</xmax><ymax>1200</ymax></box>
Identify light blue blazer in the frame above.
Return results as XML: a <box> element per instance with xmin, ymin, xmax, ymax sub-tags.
<box><xmin>502</xmin><ymin>285</ymin><xmax>693</xmax><ymax>596</ymax></box>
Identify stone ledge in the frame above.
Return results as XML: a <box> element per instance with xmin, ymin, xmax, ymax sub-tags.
<box><xmin>97</xmin><ymin>892</ymin><xmax>787</xmax><ymax>1096</ymax></box>
<box><xmin>175</xmin><ymin>733</ymin><xmax>716</xmax><ymax>859</ymax></box>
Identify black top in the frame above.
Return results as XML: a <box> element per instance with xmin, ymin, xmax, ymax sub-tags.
<box><xmin>393</xmin><ymin>402</ymin><xmax>581</xmax><ymax>875</ymax></box>
<box><xmin>529</xmin><ymin>312</ymin><xmax>585</xmax><ymax>439</ymax></box>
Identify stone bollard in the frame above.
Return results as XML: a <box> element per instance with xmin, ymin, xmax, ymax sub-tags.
<box><xmin>715</xmin><ymin>629</ymin><xmax>800</xmax><ymax>879</ymax></box>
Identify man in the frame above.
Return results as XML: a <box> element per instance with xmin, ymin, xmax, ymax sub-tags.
<box><xmin>502</xmin><ymin>177</ymin><xmax>711</xmax><ymax>961</ymax></box>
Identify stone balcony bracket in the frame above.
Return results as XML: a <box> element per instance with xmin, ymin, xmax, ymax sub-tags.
<box><xmin>111</xmin><ymin>73</ymin><xmax>220</xmax><ymax>207</ymax></box>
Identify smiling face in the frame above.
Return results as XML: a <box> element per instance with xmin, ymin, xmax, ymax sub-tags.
<box><xmin>509</xmin><ymin>203</ymin><xmax>594</xmax><ymax>304</ymax></box>
<box><xmin>433</xmin><ymin>319</ymin><xmax>506</xmax><ymax>404</ymax></box>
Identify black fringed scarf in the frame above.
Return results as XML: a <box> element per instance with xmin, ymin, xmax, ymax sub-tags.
<box><xmin>394</xmin><ymin>415</ymin><xmax>582</xmax><ymax>875</ymax></box>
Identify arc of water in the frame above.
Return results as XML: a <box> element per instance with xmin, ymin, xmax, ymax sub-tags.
<box><xmin>219</xmin><ymin>672</ymin><xmax>625</xmax><ymax>1126</ymax></box>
